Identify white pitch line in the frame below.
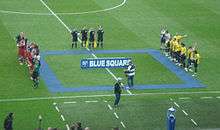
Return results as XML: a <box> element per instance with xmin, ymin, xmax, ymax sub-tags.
<box><xmin>55</xmin><ymin>106</ymin><xmax>60</xmax><ymax>112</ymax></box>
<box><xmin>2</xmin><ymin>91</ymin><xmax>220</xmax><ymax>102</ymax></box>
<box><xmin>200</xmin><ymin>97</ymin><xmax>213</xmax><ymax>99</ymax></box>
<box><xmin>85</xmin><ymin>100</ymin><xmax>98</xmax><ymax>103</ymax></box>
<box><xmin>61</xmin><ymin>115</ymin><xmax>65</xmax><ymax>121</ymax></box>
<box><xmin>170</xmin><ymin>98</ymin><xmax>173</xmax><ymax>101</ymax></box>
<box><xmin>0</xmin><ymin>0</ymin><xmax>127</xmax><ymax>16</ymax></box>
<box><xmin>191</xmin><ymin>119</ymin><xmax>198</xmax><ymax>126</ymax></box>
<box><xmin>66</xmin><ymin>124</ymin><xmax>70</xmax><ymax>130</ymax></box>
<box><xmin>114</xmin><ymin>112</ymin><xmax>119</xmax><ymax>119</ymax></box>
<box><xmin>182</xmin><ymin>110</ymin><xmax>188</xmax><ymax>116</ymax></box>
<box><xmin>40</xmin><ymin>0</ymin><xmax>71</xmax><ymax>32</ymax></box>
<box><xmin>179</xmin><ymin>97</ymin><xmax>191</xmax><ymax>100</ymax></box>
<box><xmin>108</xmin><ymin>104</ymin><xmax>113</xmax><ymax>110</ymax></box>
<box><xmin>104</xmin><ymin>100</ymin><xmax>108</xmax><ymax>103</ymax></box>
<box><xmin>40</xmin><ymin>0</ymin><xmax>133</xmax><ymax>95</ymax></box>
<box><xmin>174</xmin><ymin>102</ymin><xmax>180</xmax><ymax>108</ymax></box>
<box><xmin>120</xmin><ymin>121</ymin><xmax>126</xmax><ymax>128</ymax></box>
<box><xmin>64</xmin><ymin>101</ymin><xmax>77</xmax><ymax>104</ymax></box>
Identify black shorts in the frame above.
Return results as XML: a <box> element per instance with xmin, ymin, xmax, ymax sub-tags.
<box><xmin>98</xmin><ymin>38</ymin><xmax>103</xmax><ymax>42</ymax></box>
<box><xmin>32</xmin><ymin>71</ymin><xmax>39</xmax><ymax>79</ymax></box>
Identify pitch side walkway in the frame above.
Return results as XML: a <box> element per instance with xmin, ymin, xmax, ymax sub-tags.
<box><xmin>40</xmin><ymin>49</ymin><xmax>205</xmax><ymax>92</ymax></box>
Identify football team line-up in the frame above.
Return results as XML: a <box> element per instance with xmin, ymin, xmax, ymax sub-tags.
<box><xmin>160</xmin><ymin>26</ymin><xmax>201</xmax><ymax>77</ymax></box>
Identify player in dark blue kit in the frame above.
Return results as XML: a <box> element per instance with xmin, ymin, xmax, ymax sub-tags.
<box><xmin>89</xmin><ymin>28</ymin><xmax>95</xmax><ymax>48</ymax></box>
<box><xmin>81</xmin><ymin>27</ymin><xmax>88</xmax><ymax>47</ymax></box>
<box><xmin>97</xmin><ymin>25</ymin><xmax>104</xmax><ymax>48</ymax></box>
<box><xmin>71</xmin><ymin>29</ymin><xmax>78</xmax><ymax>48</ymax></box>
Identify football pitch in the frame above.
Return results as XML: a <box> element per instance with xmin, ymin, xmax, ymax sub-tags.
<box><xmin>1</xmin><ymin>0</ymin><xmax>220</xmax><ymax>130</ymax></box>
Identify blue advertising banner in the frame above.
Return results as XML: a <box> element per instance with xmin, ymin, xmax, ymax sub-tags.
<box><xmin>81</xmin><ymin>57</ymin><xmax>131</xmax><ymax>69</ymax></box>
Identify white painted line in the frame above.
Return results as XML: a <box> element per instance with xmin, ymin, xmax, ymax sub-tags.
<box><xmin>127</xmin><ymin>89</ymin><xmax>133</xmax><ymax>95</ymax></box>
<box><xmin>61</xmin><ymin>115</ymin><xmax>65</xmax><ymax>121</ymax></box>
<box><xmin>216</xmin><ymin>96</ymin><xmax>220</xmax><ymax>99</ymax></box>
<box><xmin>40</xmin><ymin>0</ymin><xmax>132</xmax><ymax>95</ymax></box>
<box><xmin>66</xmin><ymin>124</ymin><xmax>70</xmax><ymax>130</ymax></box>
<box><xmin>120</xmin><ymin>121</ymin><xmax>126</xmax><ymax>128</ymax></box>
<box><xmin>0</xmin><ymin>0</ymin><xmax>127</xmax><ymax>16</ymax></box>
<box><xmin>55</xmin><ymin>106</ymin><xmax>60</xmax><ymax>113</ymax></box>
<box><xmin>40</xmin><ymin>0</ymin><xmax>71</xmax><ymax>32</ymax></box>
<box><xmin>182</xmin><ymin>110</ymin><xmax>188</xmax><ymax>116</ymax></box>
<box><xmin>191</xmin><ymin>119</ymin><xmax>198</xmax><ymax>126</ymax></box>
<box><xmin>114</xmin><ymin>112</ymin><xmax>119</xmax><ymax>119</ymax></box>
<box><xmin>2</xmin><ymin>91</ymin><xmax>220</xmax><ymax>102</ymax></box>
<box><xmin>170</xmin><ymin>98</ymin><xmax>173</xmax><ymax>101</ymax></box>
<box><xmin>179</xmin><ymin>97</ymin><xmax>191</xmax><ymax>100</ymax></box>
<box><xmin>108</xmin><ymin>104</ymin><xmax>113</xmax><ymax>110</ymax></box>
<box><xmin>174</xmin><ymin>102</ymin><xmax>180</xmax><ymax>108</ymax></box>
<box><xmin>40</xmin><ymin>0</ymin><xmax>131</xmax><ymax>94</ymax></box>
<box><xmin>104</xmin><ymin>100</ymin><xmax>108</xmax><ymax>103</ymax></box>
<box><xmin>200</xmin><ymin>97</ymin><xmax>213</xmax><ymax>99</ymax></box>
<box><xmin>64</xmin><ymin>101</ymin><xmax>77</xmax><ymax>104</ymax></box>
<box><xmin>85</xmin><ymin>100</ymin><xmax>98</xmax><ymax>103</ymax></box>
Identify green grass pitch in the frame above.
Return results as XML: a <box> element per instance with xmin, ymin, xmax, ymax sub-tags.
<box><xmin>0</xmin><ymin>0</ymin><xmax>220</xmax><ymax>129</ymax></box>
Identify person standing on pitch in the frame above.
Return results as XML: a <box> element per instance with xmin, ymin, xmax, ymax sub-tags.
<box><xmin>81</xmin><ymin>26</ymin><xmax>88</xmax><ymax>47</ymax></box>
<box><xmin>114</xmin><ymin>77</ymin><xmax>123</xmax><ymax>107</ymax></box>
<box><xmin>71</xmin><ymin>29</ymin><xmax>78</xmax><ymax>48</ymax></box>
<box><xmin>97</xmin><ymin>25</ymin><xmax>104</xmax><ymax>48</ymax></box>
<box><xmin>124</xmin><ymin>60</ymin><xmax>136</xmax><ymax>89</ymax></box>
<box><xmin>4</xmin><ymin>113</ymin><xmax>13</xmax><ymax>130</ymax></box>
<box><xmin>89</xmin><ymin>28</ymin><xmax>95</xmax><ymax>48</ymax></box>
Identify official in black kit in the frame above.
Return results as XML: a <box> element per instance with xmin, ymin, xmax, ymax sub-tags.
<box><xmin>97</xmin><ymin>25</ymin><xmax>104</xmax><ymax>48</ymax></box>
<box><xmin>81</xmin><ymin>27</ymin><xmax>88</xmax><ymax>47</ymax></box>
<box><xmin>71</xmin><ymin>29</ymin><xmax>78</xmax><ymax>48</ymax></box>
<box><xmin>89</xmin><ymin>29</ymin><xmax>95</xmax><ymax>48</ymax></box>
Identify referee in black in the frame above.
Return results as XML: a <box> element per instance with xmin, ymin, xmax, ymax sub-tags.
<box><xmin>81</xmin><ymin>27</ymin><xmax>88</xmax><ymax>47</ymax></box>
<box><xmin>97</xmin><ymin>25</ymin><xmax>104</xmax><ymax>48</ymax></box>
<box><xmin>71</xmin><ymin>29</ymin><xmax>78</xmax><ymax>48</ymax></box>
<box><xmin>89</xmin><ymin>28</ymin><xmax>95</xmax><ymax>48</ymax></box>
<box><xmin>114</xmin><ymin>77</ymin><xmax>123</xmax><ymax>107</ymax></box>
